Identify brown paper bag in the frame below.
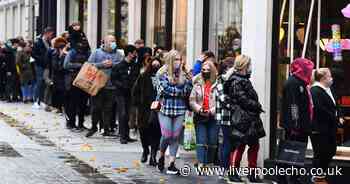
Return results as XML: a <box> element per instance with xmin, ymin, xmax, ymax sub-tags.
<box><xmin>73</xmin><ymin>63</ymin><xmax>109</xmax><ymax>96</ymax></box>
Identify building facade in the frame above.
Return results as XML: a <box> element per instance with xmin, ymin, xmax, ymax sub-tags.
<box><xmin>0</xmin><ymin>0</ymin><xmax>38</xmax><ymax>40</ymax></box>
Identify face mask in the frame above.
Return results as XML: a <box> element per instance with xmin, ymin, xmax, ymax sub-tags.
<box><xmin>110</xmin><ymin>42</ymin><xmax>117</xmax><ymax>50</ymax></box>
<box><xmin>202</xmin><ymin>72</ymin><xmax>211</xmax><ymax>80</ymax></box>
<box><xmin>247</xmin><ymin>65</ymin><xmax>252</xmax><ymax>75</ymax></box>
<box><xmin>326</xmin><ymin>78</ymin><xmax>334</xmax><ymax>87</ymax></box>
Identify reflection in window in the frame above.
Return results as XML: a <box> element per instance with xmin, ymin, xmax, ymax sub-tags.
<box><xmin>209</xmin><ymin>0</ymin><xmax>242</xmax><ymax>60</ymax></box>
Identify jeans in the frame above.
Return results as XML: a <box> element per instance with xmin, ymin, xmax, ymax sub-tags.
<box><xmin>158</xmin><ymin>113</ymin><xmax>184</xmax><ymax>157</ymax></box>
<box><xmin>195</xmin><ymin>118</ymin><xmax>218</xmax><ymax>164</ymax></box>
<box><xmin>221</xmin><ymin>125</ymin><xmax>233</xmax><ymax>169</ymax></box>
<box><xmin>34</xmin><ymin>66</ymin><xmax>44</xmax><ymax>103</ymax></box>
<box><xmin>91</xmin><ymin>88</ymin><xmax>116</xmax><ymax>131</ymax></box>
<box><xmin>21</xmin><ymin>82</ymin><xmax>33</xmax><ymax>100</ymax></box>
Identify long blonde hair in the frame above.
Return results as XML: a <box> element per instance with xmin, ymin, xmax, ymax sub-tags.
<box><xmin>163</xmin><ymin>49</ymin><xmax>189</xmax><ymax>84</ymax></box>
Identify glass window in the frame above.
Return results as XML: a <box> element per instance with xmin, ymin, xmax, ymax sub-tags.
<box><xmin>153</xmin><ymin>0</ymin><xmax>167</xmax><ymax>48</ymax></box>
<box><xmin>68</xmin><ymin>0</ymin><xmax>79</xmax><ymax>24</ymax></box>
<box><xmin>68</xmin><ymin>0</ymin><xmax>88</xmax><ymax>33</ymax></box>
<box><xmin>208</xmin><ymin>0</ymin><xmax>242</xmax><ymax>60</ymax></box>
<box><xmin>102</xmin><ymin>0</ymin><xmax>116</xmax><ymax>37</ymax></box>
<box><xmin>172</xmin><ymin>0</ymin><xmax>187</xmax><ymax>54</ymax></box>
<box><xmin>100</xmin><ymin>0</ymin><xmax>128</xmax><ymax>46</ymax></box>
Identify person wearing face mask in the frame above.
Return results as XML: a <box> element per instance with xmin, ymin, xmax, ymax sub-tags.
<box><xmin>63</xmin><ymin>34</ymin><xmax>91</xmax><ymax>131</ymax></box>
<box><xmin>310</xmin><ymin>68</ymin><xmax>344</xmax><ymax>183</ymax></box>
<box><xmin>156</xmin><ymin>50</ymin><xmax>192</xmax><ymax>175</ymax></box>
<box><xmin>223</xmin><ymin>55</ymin><xmax>265</xmax><ymax>183</ymax></box>
<box><xmin>111</xmin><ymin>45</ymin><xmax>140</xmax><ymax>144</ymax></box>
<box><xmin>131</xmin><ymin>57</ymin><xmax>162</xmax><ymax>166</ymax></box>
<box><xmin>189</xmin><ymin>59</ymin><xmax>218</xmax><ymax>168</ymax></box>
<box><xmin>85</xmin><ymin>35</ymin><xmax>123</xmax><ymax>137</ymax></box>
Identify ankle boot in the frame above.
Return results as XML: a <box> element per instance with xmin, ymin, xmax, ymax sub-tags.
<box><xmin>141</xmin><ymin>149</ymin><xmax>149</xmax><ymax>163</ymax></box>
<box><xmin>149</xmin><ymin>149</ymin><xmax>157</xmax><ymax>166</ymax></box>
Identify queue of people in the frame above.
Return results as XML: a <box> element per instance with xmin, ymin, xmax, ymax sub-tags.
<box><xmin>0</xmin><ymin>22</ymin><xmax>340</xmax><ymax>184</ymax></box>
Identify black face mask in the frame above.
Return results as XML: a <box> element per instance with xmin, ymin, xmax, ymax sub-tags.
<box><xmin>151</xmin><ymin>66</ymin><xmax>160</xmax><ymax>74</ymax></box>
<box><xmin>202</xmin><ymin>72</ymin><xmax>211</xmax><ymax>80</ymax></box>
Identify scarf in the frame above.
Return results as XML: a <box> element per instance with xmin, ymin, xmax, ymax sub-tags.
<box><xmin>291</xmin><ymin>58</ymin><xmax>315</xmax><ymax>121</ymax></box>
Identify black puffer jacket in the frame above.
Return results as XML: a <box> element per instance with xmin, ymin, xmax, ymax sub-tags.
<box><xmin>224</xmin><ymin>72</ymin><xmax>266</xmax><ymax>145</ymax></box>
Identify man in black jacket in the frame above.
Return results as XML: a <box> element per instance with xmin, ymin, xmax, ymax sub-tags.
<box><xmin>111</xmin><ymin>45</ymin><xmax>139</xmax><ymax>144</ymax></box>
<box><xmin>3</xmin><ymin>39</ymin><xmax>21</xmax><ymax>102</ymax></box>
<box><xmin>32</xmin><ymin>27</ymin><xmax>55</xmax><ymax>108</ymax></box>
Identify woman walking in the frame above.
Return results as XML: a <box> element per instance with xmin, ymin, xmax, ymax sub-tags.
<box><xmin>156</xmin><ymin>50</ymin><xmax>192</xmax><ymax>174</ymax></box>
<box><xmin>189</xmin><ymin>59</ymin><xmax>218</xmax><ymax>168</ymax></box>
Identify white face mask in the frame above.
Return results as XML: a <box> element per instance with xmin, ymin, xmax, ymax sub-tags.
<box><xmin>246</xmin><ymin>64</ymin><xmax>252</xmax><ymax>75</ymax></box>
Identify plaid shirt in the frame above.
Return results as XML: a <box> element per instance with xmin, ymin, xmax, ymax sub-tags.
<box><xmin>157</xmin><ymin>73</ymin><xmax>192</xmax><ymax>117</ymax></box>
<box><xmin>215</xmin><ymin>76</ymin><xmax>234</xmax><ymax>126</ymax></box>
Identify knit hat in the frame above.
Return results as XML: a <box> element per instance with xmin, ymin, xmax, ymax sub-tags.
<box><xmin>234</xmin><ymin>55</ymin><xmax>251</xmax><ymax>71</ymax></box>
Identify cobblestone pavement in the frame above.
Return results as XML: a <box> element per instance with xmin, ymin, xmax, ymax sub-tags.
<box><xmin>0</xmin><ymin>101</ymin><xmax>273</xmax><ymax>184</ymax></box>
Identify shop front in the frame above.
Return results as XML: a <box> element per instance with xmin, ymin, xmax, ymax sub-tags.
<box><xmin>267</xmin><ymin>0</ymin><xmax>350</xmax><ymax>182</ymax></box>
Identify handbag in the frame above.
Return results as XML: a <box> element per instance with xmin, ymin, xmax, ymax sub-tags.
<box><xmin>275</xmin><ymin>139</ymin><xmax>307</xmax><ymax>166</ymax></box>
<box><xmin>150</xmin><ymin>93</ymin><xmax>162</xmax><ymax>111</ymax></box>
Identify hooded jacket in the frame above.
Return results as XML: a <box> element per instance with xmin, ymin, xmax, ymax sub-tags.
<box><xmin>281</xmin><ymin>58</ymin><xmax>314</xmax><ymax>135</ymax></box>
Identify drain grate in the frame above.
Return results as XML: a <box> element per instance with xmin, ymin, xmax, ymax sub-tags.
<box><xmin>0</xmin><ymin>141</ymin><xmax>22</xmax><ymax>157</ymax></box>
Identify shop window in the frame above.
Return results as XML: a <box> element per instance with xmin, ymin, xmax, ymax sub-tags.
<box><xmin>68</xmin><ymin>0</ymin><xmax>88</xmax><ymax>33</ymax></box>
<box><xmin>172</xmin><ymin>0</ymin><xmax>187</xmax><ymax>54</ymax></box>
<box><xmin>208</xmin><ymin>0</ymin><xmax>242</xmax><ymax>60</ymax></box>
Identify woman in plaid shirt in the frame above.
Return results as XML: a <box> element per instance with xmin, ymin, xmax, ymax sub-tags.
<box><xmin>156</xmin><ymin>50</ymin><xmax>192</xmax><ymax>175</ymax></box>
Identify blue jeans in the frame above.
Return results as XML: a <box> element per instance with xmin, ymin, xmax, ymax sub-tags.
<box><xmin>195</xmin><ymin>118</ymin><xmax>218</xmax><ymax>164</ymax></box>
<box><xmin>221</xmin><ymin>125</ymin><xmax>233</xmax><ymax>169</ymax></box>
<box><xmin>34</xmin><ymin>66</ymin><xmax>44</xmax><ymax>103</ymax></box>
<box><xmin>21</xmin><ymin>82</ymin><xmax>33</xmax><ymax>100</ymax></box>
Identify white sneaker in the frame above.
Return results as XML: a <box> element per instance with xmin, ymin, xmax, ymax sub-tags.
<box><xmin>32</xmin><ymin>102</ymin><xmax>41</xmax><ymax>109</ymax></box>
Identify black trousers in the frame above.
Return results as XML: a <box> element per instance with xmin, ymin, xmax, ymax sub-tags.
<box><xmin>64</xmin><ymin>86</ymin><xmax>88</xmax><ymax>127</ymax></box>
<box><xmin>90</xmin><ymin>88</ymin><xmax>115</xmax><ymax>131</ymax></box>
<box><xmin>116</xmin><ymin>94</ymin><xmax>131</xmax><ymax>140</ymax></box>
<box><xmin>5</xmin><ymin>74</ymin><xmax>17</xmax><ymax>100</ymax></box>
<box><xmin>139</xmin><ymin>111</ymin><xmax>161</xmax><ymax>153</ymax></box>
<box><xmin>311</xmin><ymin>133</ymin><xmax>336</xmax><ymax>175</ymax></box>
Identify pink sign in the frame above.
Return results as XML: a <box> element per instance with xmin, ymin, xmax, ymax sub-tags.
<box><xmin>342</xmin><ymin>4</ymin><xmax>350</xmax><ymax>18</ymax></box>
<box><xmin>325</xmin><ymin>39</ymin><xmax>350</xmax><ymax>53</ymax></box>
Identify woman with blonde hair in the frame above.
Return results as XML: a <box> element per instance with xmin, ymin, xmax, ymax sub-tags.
<box><xmin>156</xmin><ymin>50</ymin><xmax>192</xmax><ymax>174</ymax></box>
<box><xmin>190</xmin><ymin>58</ymin><xmax>218</xmax><ymax>168</ymax></box>
<box><xmin>310</xmin><ymin>68</ymin><xmax>343</xmax><ymax>183</ymax></box>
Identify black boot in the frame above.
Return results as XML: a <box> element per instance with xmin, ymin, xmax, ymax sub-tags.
<box><xmin>86</xmin><ymin>128</ymin><xmax>97</xmax><ymax>137</ymax></box>
<box><xmin>141</xmin><ymin>149</ymin><xmax>149</xmax><ymax>163</ymax></box>
<box><xmin>149</xmin><ymin>148</ymin><xmax>157</xmax><ymax>166</ymax></box>
<box><xmin>158</xmin><ymin>155</ymin><xmax>165</xmax><ymax>172</ymax></box>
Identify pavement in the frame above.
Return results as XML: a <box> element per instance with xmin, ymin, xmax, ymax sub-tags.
<box><xmin>0</xmin><ymin>101</ymin><xmax>273</xmax><ymax>184</ymax></box>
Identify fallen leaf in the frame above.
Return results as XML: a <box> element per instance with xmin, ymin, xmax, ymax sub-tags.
<box><xmin>80</xmin><ymin>143</ymin><xmax>93</xmax><ymax>151</ymax></box>
<box><xmin>89</xmin><ymin>156</ymin><xmax>96</xmax><ymax>162</ymax></box>
<box><xmin>113</xmin><ymin>167</ymin><xmax>128</xmax><ymax>173</ymax></box>
<box><xmin>132</xmin><ymin>160</ymin><xmax>141</xmax><ymax>169</ymax></box>
<box><xmin>26</xmin><ymin>124</ymin><xmax>33</xmax><ymax>129</ymax></box>
<box><xmin>159</xmin><ymin>177</ymin><xmax>165</xmax><ymax>184</ymax></box>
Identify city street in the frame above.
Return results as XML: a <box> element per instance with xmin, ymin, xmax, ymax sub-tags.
<box><xmin>0</xmin><ymin>101</ymin><xmax>256</xmax><ymax>184</ymax></box>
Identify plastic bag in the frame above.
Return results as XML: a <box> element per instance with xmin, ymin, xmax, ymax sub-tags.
<box><xmin>183</xmin><ymin>111</ymin><xmax>196</xmax><ymax>151</ymax></box>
